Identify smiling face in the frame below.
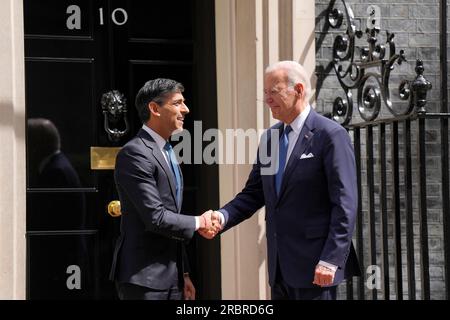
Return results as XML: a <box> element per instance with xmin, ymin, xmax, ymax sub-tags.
<box><xmin>264</xmin><ymin>69</ymin><xmax>304</xmax><ymax>124</ymax></box>
<box><xmin>149</xmin><ymin>91</ymin><xmax>189</xmax><ymax>139</ymax></box>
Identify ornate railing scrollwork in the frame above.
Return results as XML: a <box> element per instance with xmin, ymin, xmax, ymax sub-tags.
<box><xmin>327</xmin><ymin>0</ymin><xmax>432</xmax><ymax>125</ymax></box>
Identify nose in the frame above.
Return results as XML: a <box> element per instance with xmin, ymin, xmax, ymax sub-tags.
<box><xmin>181</xmin><ymin>103</ymin><xmax>189</xmax><ymax>114</ymax></box>
<box><xmin>265</xmin><ymin>96</ymin><xmax>274</xmax><ymax>104</ymax></box>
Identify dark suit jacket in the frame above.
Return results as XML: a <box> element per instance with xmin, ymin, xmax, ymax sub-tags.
<box><xmin>109</xmin><ymin>129</ymin><xmax>196</xmax><ymax>290</ymax></box>
<box><xmin>220</xmin><ymin>109</ymin><xmax>360</xmax><ymax>288</ymax></box>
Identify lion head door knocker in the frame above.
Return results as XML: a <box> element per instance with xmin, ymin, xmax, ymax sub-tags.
<box><xmin>101</xmin><ymin>90</ymin><xmax>130</xmax><ymax>142</ymax></box>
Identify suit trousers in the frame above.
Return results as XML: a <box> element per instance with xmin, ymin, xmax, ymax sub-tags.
<box><xmin>271</xmin><ymin>261</ymin><xmax>337</xmax><ymax>300</ymax></box>
<box><xmin>116</xmin><ymin>282</ymin><xmax>183</xmax><ymax>300</ymax></box>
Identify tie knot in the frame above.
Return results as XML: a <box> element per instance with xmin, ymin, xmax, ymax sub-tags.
<box><xmin>164</xmin><ymin>142</ymin><xmax>172</xmax><ymax>152</ymax></box>
<box><xmin>284</xmin><ymin>125</ymin><xmax>292</xmax><ymax>136</ymax></box>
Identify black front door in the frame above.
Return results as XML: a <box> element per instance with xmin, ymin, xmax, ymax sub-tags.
<box><xmin>24</xmin><ymin>0</ymin><xmax>220</xmax><ymax>299</ymax></box>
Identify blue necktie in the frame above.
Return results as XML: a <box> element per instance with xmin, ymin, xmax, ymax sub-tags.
<box><xmin>164</xmin><ymin>142</ymin><xmax>182</xmax><ymax>207</ymax></box>
<box><xmin>275</xmin><ymin>125</ymin><xmax>292</xmax><ymax>195</ymax></box>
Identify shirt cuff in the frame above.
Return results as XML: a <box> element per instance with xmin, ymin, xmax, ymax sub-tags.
<box><xmin>216</xmin><ymin>211</ymin><xmax>225</xmax><ymax>227</ymax></box>
<box><xmin>195</xmin><ymin>216</ymin><xmax>200</xmax><ymax>231</ymax></box>
<box><xmin>318</xmin><ymin>260</ymin><xmax>338</xmax><ymax>271</ymax></box>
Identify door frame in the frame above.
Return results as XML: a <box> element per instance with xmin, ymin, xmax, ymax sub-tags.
<box><xmin>0</xmin><ymin>0</ymin><xmax>27</xmax><ymax>300</ymax></box>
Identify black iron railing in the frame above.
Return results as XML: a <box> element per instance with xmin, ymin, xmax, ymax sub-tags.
<box><xmin>322</xmin><ymin>0</ymin><xmax>449</xmax><ymax>300</ymax></box>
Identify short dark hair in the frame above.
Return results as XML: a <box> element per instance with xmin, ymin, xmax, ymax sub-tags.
<box><xmin>135</xmin><ymin>78</ymin><xmax>185</xmax><ymax>123</ymax></box>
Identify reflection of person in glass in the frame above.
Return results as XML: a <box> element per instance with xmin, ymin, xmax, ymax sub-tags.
<box><xmin>28</xmin><ymin>118</ymin><xmax>82</xmax><ymax>189</ymax></box>
<box><xmin>27</xmin><ymin>118</ymin><xmax>86</xmax><ymax>230</ymax></box>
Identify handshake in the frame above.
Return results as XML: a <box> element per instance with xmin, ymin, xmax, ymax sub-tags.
<box><xmin>197</xmin><ymin>210</ymin><xmax>222</xmax><ymax>239</ymax></box>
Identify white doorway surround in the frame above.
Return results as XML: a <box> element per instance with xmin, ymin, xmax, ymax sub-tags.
<box><xmin>0</xmin><ymin>0</ymin><xmax>27</xmax><ymax>300</ymax></box>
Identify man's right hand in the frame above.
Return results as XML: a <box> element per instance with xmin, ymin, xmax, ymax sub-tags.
<box><xmin>198</xmin><ymin>210</ymin><xmax>222</xmax><ymax>239</ymax></box>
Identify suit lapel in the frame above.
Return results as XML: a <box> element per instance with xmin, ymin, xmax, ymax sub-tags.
<box><xmin>139</xmin><ymin>129</ymin><xmax>180</xmax><ymax>212</ymax></box>
<box><xmin>276</xmin><ymin>110</ymin><xmax>316</xmax><ymax>203</ymax></box>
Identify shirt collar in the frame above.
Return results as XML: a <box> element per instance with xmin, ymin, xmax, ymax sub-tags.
<box><xmin>142</xmin><ymin>124</ymin><xmax>167</xmax><ymax>151</ymax></box>
<box><xmin>285</xmin><ymin>104</ymin><xmax>311</xmax><ymax>134</ymax></box>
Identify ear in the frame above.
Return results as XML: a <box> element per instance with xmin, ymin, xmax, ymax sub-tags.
<box><xmin>294</xmin><ymin>83</ymin><xmax>304</xmax><ymax>98</ymax></box>
<box><xmin>148</xmin><ymin>101</ymin><xmax>161</xmax><ymax>117</ymax></box>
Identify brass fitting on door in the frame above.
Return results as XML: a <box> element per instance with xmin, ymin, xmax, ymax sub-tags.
<box><xmin>108</xmin><ymin>200</ymin><xmax>121</xmax><ymax>217</ymax></box>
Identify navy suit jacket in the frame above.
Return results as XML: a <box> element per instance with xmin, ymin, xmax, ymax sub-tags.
<box><xmin>220</xmin><ymin>109</ymin><xmax>360</xmax><ymax>288</ymax></box>
<box><xmin>109</xmin><ymin>129</ymin><xmax>196</xmax><ymax>290</ymax></box>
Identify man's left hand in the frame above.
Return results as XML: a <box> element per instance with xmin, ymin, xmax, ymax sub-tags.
<box><xmin>312</xmin><ymin>264</ymin><xmax>336</xmax><ymax>287</ymax></box>
<box><xmin>183</xmin><ymin>274</ymin><xmax>196</xmax><ymax>300</ymax></box>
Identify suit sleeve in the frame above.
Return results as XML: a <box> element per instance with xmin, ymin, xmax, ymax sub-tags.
<box><xmin>320</xmin><ymin>127</ymin><xmax>358</xmax><ymax>268</ymax></box>
<box><xmin>182</xmin><ymin>245</ymin><xmax>191</xmax><ymax>274</ymax></box>
<box><xmin>220</xmin><ymin>155</ymin><xmax>266</xmax><ymax>231</ymax></box>
<box><xmin>115</xmin><ymin>148</ymin><xmax>196</xmax><ymax>241</ymax></box>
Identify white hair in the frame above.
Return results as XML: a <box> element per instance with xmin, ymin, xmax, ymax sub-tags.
<box><xmin>265</xmin><ymin>61</ymin><xmax>312</xmax><ymax>101</ymax></box>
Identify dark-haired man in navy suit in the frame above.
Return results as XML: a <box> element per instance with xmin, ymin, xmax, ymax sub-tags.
<box><xmin>110</xmin><ymin>78</ymin><xmax>220</xmax><ymax>300</ymax></box>
<box><xmin>201</xmin><ymin>61</ymin><xmax>360</xmax><ymax>300</ymax></box>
